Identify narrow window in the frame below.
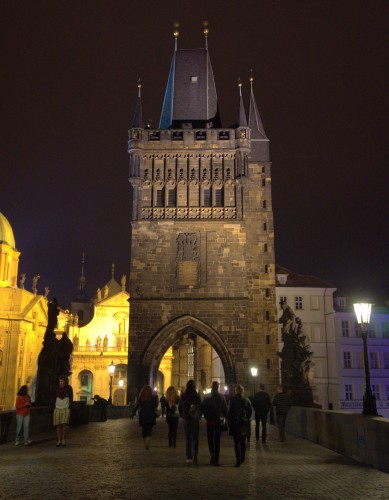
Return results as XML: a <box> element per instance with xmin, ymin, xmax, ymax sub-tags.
<box><xmin>203</xmin><ymin>189</ymin><xmax>211</xmax><ymax>207</ymax></box>
<box><xmin>215</xmin><ymin>189</ymin><xmax>223</xmax><ymax>207</ymax></box>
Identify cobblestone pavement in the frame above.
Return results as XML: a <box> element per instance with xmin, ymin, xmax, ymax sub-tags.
<box><xmin>1</xmin><ymin>418</ymin><xmax>388</xmax><ymax>500</ymax></box>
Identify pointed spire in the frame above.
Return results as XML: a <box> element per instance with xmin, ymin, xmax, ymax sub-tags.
<box><xmin>130</xmin><ymin>79</ymin><xmax>143</xmax><ymax>128</ymax></box>
<box><xmin>202</xmin><ymin>20</ymin><xmax>209</xmax><ymax>50</ymax></box>
<box><xmin>173</xmin><ymin>22</ymin><xmax>180</xmax><ymax>51</ymax></box>
<box><xmin>78</xmin><ymin>252</ymin><xmax>86</xmax><ymax>291</ymax></box>
<box><xmin>238</xmin><ymin>78</ymin><xmax>248</xmax><ymax>127</ymax></box>
<box><xmin>248</xmin><ymin>72</ymin><xmax>269</xmax><ymax>161</ymax></box>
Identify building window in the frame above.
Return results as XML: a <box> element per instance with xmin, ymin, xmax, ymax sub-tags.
<box><xmin>384</xmin><ymin>352</ymin><xmax>389</xmax><ymax>369</ymax></box>
<box><xmin>368</xmin><ymin>323</ymin><xmax>376</xmax><ymax>338</ymax></box>
<box><xmin>370</xmin><ymin>352</ymin><xmax>379</xmax><ymax>369</ymax></box>
<box><xmin>264</xmin><ymin>264</ymin><xmax>269</xmax><ymax>274</ymax></box>
<box><xmin>341</xmin><ymin>320</ymin><xmax>350</xmax><ymax>337</ymax></box>
<box><xmin>266</xmin><ymin>334</ymin><xmax>270</xmax><ymax>344</ymax></box>
<box><xmin>167</xmin><ymin>189</ymin><xmax>176</xmax><ymax>207</ymax></box>
<box><xmin>265</xmin><ymin>288</ymin><xmax>270</xmax><ymax>298</ymax></box>
<box><xmin>266</xmin><ymin>358</ymin><xmax>271</xmax><ymax>369</ymax></box>
<box><xmin>215</xmin><ymin>189</ymin><xmax>223</xmax><ymax>207</ymax></box>
<box><xmin>382</xmin><ymin>322</ymin><xmax>389</xmax><ymax>338</ymax></box>
<box><xmin>372</xmin><ymin>384</ymin><xmax>380</xmax><ymax>400</ymax></box>
<box><xmin>262</xmin><ymin>178</ymin><xmax>266</xmax><ymax>187</ymax></box>
<box><xmin>262</xmin><ymin>200</ymin><xmax>267</xmax><ymax>209</ymax></box>
<box><xmin>263</xmin><ymin>222</ymin><xmax>267</xmax><ymax>231</ymax></box>
<box><xmin>261</xmin><ymin>166</ymin><xmax>266</xmax><ymax>173</ymax></box>
<box><xmin>156</xmin><ymin>189</ymin><xmax>164</xmax><ymax>207</ymax></box>
<box><xmin>295</xmin><ymin>296</ymin><xmax>303</xmax><ymax>310</ymax></box>
<box><xmin>344</xmin><ymin>384</ymin><xmax>353</xmax><ymax>400</ymax></box>
<box><xmin>263</xmin><ymin>243</ymin><xmax>268</xmax><ymax>253</ymax></box>
<box><xmin>265</xmin><ymin>311</ymin><xmax>270</xmax><ymax>321</ymax></box>
<box><xmin>188</xmin><ymin>343</ymin><xmax>194</xmax><ymax>378</ymax></box>
<box><xmin>343</xmin><ymin>352</ymin><xmax>352</xmax><ymax>369</ymax></box>
<box><xmin>203</xmin><ymin>189</ymin><xmax>211</xmax><ymax>207</ymax></box>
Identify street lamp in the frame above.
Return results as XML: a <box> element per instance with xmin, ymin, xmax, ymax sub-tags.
<box><xmin>118</xmin><ymin>378</ymin><xmax>124</xmax><ymax>388</ymax></box>
<box><xmin>108</xmin><ymin>361</ymin><xmax>115</xmax><ymax>405</ymax></box>
<box><xmin>353</xmin><ymin>302</ymin><xmax>378</xmax><ymax>416</ymax></box>
<box><xmin>250</xmin><ymin>367</ymin><xmax>258</xmax><ymax>397</ymax></box>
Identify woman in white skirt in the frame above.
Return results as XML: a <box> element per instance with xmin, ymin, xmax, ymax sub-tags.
<box><xmin>54</xmin><ymin>375</ymin><xmax>73</xmax><ymax>447</ymax></box>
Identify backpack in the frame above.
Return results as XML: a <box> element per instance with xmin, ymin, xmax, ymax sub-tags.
<box><xmin>189</xmin><ymin>403</ymin><xmax>201</xmax><ymax>419</ymax></box>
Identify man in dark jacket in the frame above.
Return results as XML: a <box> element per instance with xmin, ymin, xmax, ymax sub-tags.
<box><xmin>252</xmin><ymin>384</ymin><xmax>271</xmax><ymax>443</ymax></box>
<box><xmin>227</xmin><ymin>385</ymin><xmax>252</xmax><ymax>467</ymax></box>
<box><xmin>272</xmin><ymin>385</ymin><xmax>292</xmax><ymax>442</ymax></box>
<box><xmin>202</xmin><ymin>381</ymin><xmax>228</xmax><ymax>466</ymax></box>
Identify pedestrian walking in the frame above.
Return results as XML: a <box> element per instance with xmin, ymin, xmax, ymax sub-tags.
<box><xmin>165</xmin><ymin>386</ymin><xmax>179</xmax><ymax>448</ymax></box>
<box><xmin>54</xmin><ymin>375</ymin><xmax>73</xmax><ymax>447</ymax></box>
<box><xmin>227</xmin><ymin>384</ymin><xmax>252</xmax><ymax>467</ymax></box>
<box><xmin>272</xmin><ymin>385</ymin><xmax>291</xmax><ymax>442</ymax></box>
<box><xmin>15</xmin><ymin>385</ymin><xmax>32</xmax><ymax>446</ymax></box>
<box><xmin>131</xmin><ymin>385</ymin><xmax>158</xmax><ymax>449</ymax></box>
<box><xmin>252</xmin><ymin>384</ymin><xmax>271</xmax><ymax>443</ymax></box>
<box><xmin>179</xmin><ymin>379</ymin><xmax>201</xmax><ymax>464</ymax></box>
<box><xmin>201</xmin><ymin>381</ymin><xmax>227</xmax><ymax>466</ymax></box>
<box><xmin>159</xmin><ymin>394</ymin><xmax>167</xmax><ymax>418</ymax></box>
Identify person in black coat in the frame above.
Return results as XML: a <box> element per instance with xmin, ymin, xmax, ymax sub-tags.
<box><xmin>131</xmin><ymin>385</ymin><xmax>158</xmax><ymax>449</ymax></box>
<box><xmin>179</xmin><ymin>379</ymin><xmax>202</xmax><ymax>464</ymax></box>
<box><xmin>227</xmin><ymin>384</ymin><xmax>252</xmax><ymax>467</ymax></box>
<box><xmin>202</xmin><ymin>381</ymin><xmax>228</xmax><ymax>466</ymax></box>
<box><xmin>272</xmin><ymin>385</ymin><xmax>292</xmax><ymax>442</ymax></box>
<box><xmin>252</xmin><ymin>384</ymin><xmax>271</xmax><ymax>443</ymax></box>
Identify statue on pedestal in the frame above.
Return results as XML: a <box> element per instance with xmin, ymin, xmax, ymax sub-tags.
<box><xmin>35</xmin><ymin>298</ymin><xmax>73</xmax><ymax>406</ymax></box>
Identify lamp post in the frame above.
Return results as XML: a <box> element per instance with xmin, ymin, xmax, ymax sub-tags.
<box><xmin>108</xmin><ymin>361</ymin><xmax>115</xmax><ymax>405</ymax></box>
<box><xmin>250</xmin><ymin>367</ymin><xmax>258</xmax><ymax>398</ymax></box>
<box><xmin>353</xmin><ymin>302</ymin><xmax>378</xmax><ymax>416</ymax></box>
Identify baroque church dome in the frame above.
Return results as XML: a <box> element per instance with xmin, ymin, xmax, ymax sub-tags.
<box><xmin>0</xmin><ymin>212</ymin><xmax>16</xmax><ymax>248</ymax></box>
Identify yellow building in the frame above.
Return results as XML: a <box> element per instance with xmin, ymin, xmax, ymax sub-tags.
<box><xmin>0</xmin><ymin>212</ymin><xmax>49</xmax><ymax>410</ymax></box>
<box><xmin>68</xmin><ymin>269</ymin><xmax>130</xmax><ymax>405</ymax></box>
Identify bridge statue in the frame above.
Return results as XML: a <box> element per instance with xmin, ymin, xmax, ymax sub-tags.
<box><xmin>34</xmin><ymin>298</ymin><xmax>73</xmax><ymax>406</ymax></box>
<box><xmin>278</xmin><ymin>300</ymin><xmax>314</xmax><ymax>407</ymax></box>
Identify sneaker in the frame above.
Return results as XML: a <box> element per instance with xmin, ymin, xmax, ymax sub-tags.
<box><xmin>56</xmin><ymin>441</ymin><xmax>62</xmax><ymax>447</ymax></box>
<box><xmin>185</xmin><ymin>458</ymin><xmax>193</xmax><ymax>464</ymax></box>
<box><xmin>15</xmin><ymin>442</ymin><xmax>20</xmax><ymax>446</ymax></box>
<box><xmin>24</xmin><ymin>440</ymin><xmax>32</xmax><ymax>446</ymax></box>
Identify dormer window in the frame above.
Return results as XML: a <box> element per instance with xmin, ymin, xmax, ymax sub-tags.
<box><xmin>277</xmin><ymin>274</ymin><xmax>288</xmax><ymax>285</ymax></box>
<box><xmin>190</xmin><ymin>76</ymin><xmax>198</xmax><ymax>83</ymax></box>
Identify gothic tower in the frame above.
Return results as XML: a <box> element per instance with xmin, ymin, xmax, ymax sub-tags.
<box><xmin>127</xmin><ymin>27</ymin><xmax>278</xmax><ymax>398</ymax></box>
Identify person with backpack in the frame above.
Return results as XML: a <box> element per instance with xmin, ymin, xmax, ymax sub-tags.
<box><xmin>202</xmin><ymin>381</ymin><xmax>228</xmax><ymax>466</ymax></box>
<box><xmin>227</xmin><ymin>384</ymin><xmax>252</xmax><ymax>467</ymax></box>
<box><xmin>178</xmin><ymin>379</ymin><xmax>201</xmax><ymax>464</ymax></box>
<box><xmin>252</xmin><ymin>384</ymin><xmax>271</xmax><ymax>443</ymax></box>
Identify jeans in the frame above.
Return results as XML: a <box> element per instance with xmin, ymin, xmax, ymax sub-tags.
<box><xmin>233</xmin><ymin>431</ymin><xmax>246</xmax><ymax>465</ymax></box>
<box><xmin>183</xmin><ymin>418</ymin><xmax>199</xmax><ymax>459</ymax></box>
<box><xmin>206</xmin><ymin>422</ymin><xmax>222</xmax><ymax>463</ymax></box>
<box><xmin>167</xmin><ymin>416</ymin><xmax>178</xmax><ymax>446</ymax></box>
<box><xmin>16</xmin><ymin>414</ymin><xmax>30</xmax><ymax>443</ymax></box>
<box><xmin>255</xmin><ymin>413</ymin><xmax>268</xmax><ymax>442</ymax></box>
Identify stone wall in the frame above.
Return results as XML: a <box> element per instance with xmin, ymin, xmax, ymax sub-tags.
<box><xmin>285</xmin><ymin>407</ymin><xmax>389</xmax><ymax>473</ymax></box>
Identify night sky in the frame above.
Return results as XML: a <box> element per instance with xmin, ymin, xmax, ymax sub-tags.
<box><xmin>2</xmin><ymin>1</ymin><xmax>388</xmax><ymax>308</ymax></box>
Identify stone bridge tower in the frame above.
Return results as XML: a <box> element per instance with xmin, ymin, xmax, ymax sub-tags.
<box><xmin>127</xmin><ymin>27</ymin><xmax>279</xmax><ymax>399</ymax></box>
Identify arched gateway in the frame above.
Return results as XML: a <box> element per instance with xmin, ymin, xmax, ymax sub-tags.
<box><xmin>142</xmin><ymin>315</ymin><xmax>236</xmax><ymax>387</ymax></box>
<box><xmin>127</xmin><ymin>28</ymin><xmax>279</xmax><ymax>400</ymax></box>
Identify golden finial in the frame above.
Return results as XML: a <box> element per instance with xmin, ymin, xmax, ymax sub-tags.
<box><xmin>249</xmin><ymin>68</ymin><xmax>254</xmax><ymax>85</ymax></box>
<box><xmin>238</xmin><ymin>77</ymin><xmax>242</xmax><ymax>88</ymax></box>
<box><xmin>202</xmin><ymin>20</ymin><xmax>209</xmax><ymax>37</ymax></box>
<box><xmin>173</xmin><ymin>21</ymin><xmax>180</xmax><ymax>38</ymax></box>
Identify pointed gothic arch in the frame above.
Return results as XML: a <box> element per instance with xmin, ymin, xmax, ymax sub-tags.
<box><xmin>141</xmin><ymin>315</ymin><xmax>236</xmax><ymax>387</ymax></box>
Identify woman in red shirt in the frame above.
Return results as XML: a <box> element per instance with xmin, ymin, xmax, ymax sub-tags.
<box><xmin>15</xmin><ymin>385</ymin><xmax>32</xmax><ymax>446</ymax></box>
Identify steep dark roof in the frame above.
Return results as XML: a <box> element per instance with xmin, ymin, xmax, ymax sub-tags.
<box><xmin>276</xmin><ymin>265</ymin><xmax>336</xmax><ymax>288</ymax></box>
<box><xmin>159</xmin><ymin>48</ymin><xmax>220</xmax><ymax>129</ymax></box>
<box><xmin>248</xmin><ymin>80</ymin><xmax>269</xmax><ymax>161</ymax></box>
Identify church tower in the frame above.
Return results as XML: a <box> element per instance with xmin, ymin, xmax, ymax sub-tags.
<box><xmin>127</xmin><ymin>26</ymin><xmax>278</xmax><ymax>398</ymax></box>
